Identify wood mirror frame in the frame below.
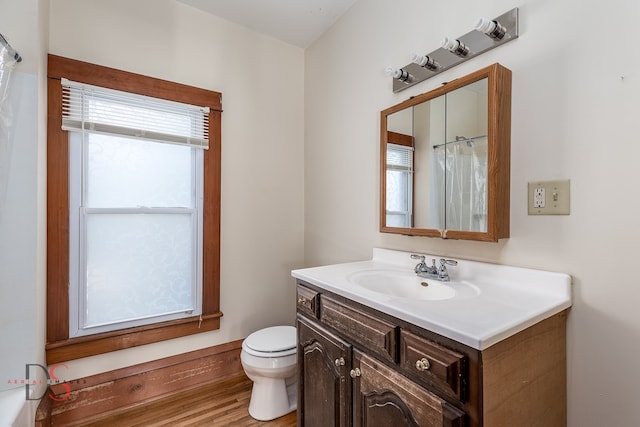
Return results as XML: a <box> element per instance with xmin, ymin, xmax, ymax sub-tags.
<box><xmin>380</xmin><ymin>63</ymin><xmax>511</xmax><ymax>242</ymax></box>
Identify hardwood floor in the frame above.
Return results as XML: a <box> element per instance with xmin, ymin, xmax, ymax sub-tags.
<box><xmin>82</xmin><ymin>375</ymin><xmax>296</xmax><ymax>427</ymax></box>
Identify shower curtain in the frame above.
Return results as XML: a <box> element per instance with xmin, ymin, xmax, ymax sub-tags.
<box><xmin>0</xmin><ymin>40</ymin><xmax>19</xmax><ymax>216</ymax></box>
<box><xmin>433</xmin><ymin>138</ymin><xmax>488</xmax><ymax>232</ymax></box>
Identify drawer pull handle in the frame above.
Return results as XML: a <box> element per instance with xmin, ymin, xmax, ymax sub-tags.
<box><xmin>334</xmin><ymin>357</ymin><xmax>345</xmax><ymax>367</ymax></box>
<box><xmin>297</xmin><ymin>297</ymin><xmax>307</xmax><ymax>304</ymax></box>
<box><xmin>415</xmin><ymin>358</ymin><xmax>431</xmax><ymax>371</ymax></box>
<box><xmin>350</xmin><ymin>368</ymin><xmax>361</xmax><ymax>378</ymax></box>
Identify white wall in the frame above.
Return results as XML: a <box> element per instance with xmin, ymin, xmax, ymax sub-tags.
<box><xmin>305</xmin><ymin>0</ymin><xmax>640</xmax><ymax>425</ymax></box>
<box><xmin>48</xmin><ymin>0</ymin><xmax>305</xmax><ymax>378</ymax></box>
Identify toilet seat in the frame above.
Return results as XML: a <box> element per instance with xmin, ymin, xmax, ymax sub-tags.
<box><xmin>243</xmin><ymin>326</ymin><xmax>296</xmax><ymax>357</ymax></box>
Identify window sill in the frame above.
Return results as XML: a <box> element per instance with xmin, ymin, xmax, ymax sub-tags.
<box><xmin>45</xmin><ymin>312</ymin><xmax>222</xmax><ymax>364</ymax></box>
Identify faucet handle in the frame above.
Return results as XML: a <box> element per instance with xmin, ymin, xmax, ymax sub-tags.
<box><xmin>437</xmin><ymin>259</ymin><xmax>458</xmax><ymax>281</ymax></box>
<box><xmin>411</xmin><ymin>254</ymin><xmax>428</xmax><ymax>274</ymax></box>
<box><xmin>439</xmin><ymin>258</ymin><xmax>458</xmax><ymax>267</ymax></box>
<box><xmin>410</xmin><ymin>254</ymin><xmax>425</xmax><ymax>262</ymax></box>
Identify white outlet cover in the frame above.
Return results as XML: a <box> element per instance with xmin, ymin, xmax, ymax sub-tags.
<box><xmin>533</xmin><ymin>188</ymin><xmax>545</xmax><ymax>208</ymax></box>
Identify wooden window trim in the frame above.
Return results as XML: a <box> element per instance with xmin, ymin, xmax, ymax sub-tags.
<box><xmin>387</xmin><ymin>131</ymin><xmax>413</xmax><ymax>147</ymax></box>
<box><xmin>46</xmin><ymin>55</ymin><xmax>223</xmax><ymax>364</ymax></box>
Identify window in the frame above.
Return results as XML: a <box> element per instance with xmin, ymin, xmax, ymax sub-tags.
<box><xmin>386</xmin><ymin>143</ymin><xmax>413</xmax><ymax>228</ymax></box>
<box><xmin>47</xmin><ymin>55</ymin><xmax>222</xmax><ymax>363</ymax></box>
<box><xmin>63</xmin><ymin>78</ymin><xmax>208</xmax><ymax>337</ymax></box>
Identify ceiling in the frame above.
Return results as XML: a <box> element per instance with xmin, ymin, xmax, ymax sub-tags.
<box><xmin>176</xmin><ymin>0</ymin><xmax>357</xmax><ymax>48</ymax></box>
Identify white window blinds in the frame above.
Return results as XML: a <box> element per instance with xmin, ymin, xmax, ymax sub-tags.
<box><xmin>386</xmin><ymin>143</ymin><xmax>414</xmax><ymax>171</ymax></box>
<box><xmin>61</xmin><ymin>78</ymin><xmax>210</xmax><ymax>149</ymax></box>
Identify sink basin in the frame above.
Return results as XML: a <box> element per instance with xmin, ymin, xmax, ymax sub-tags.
<box><xmin>292</xmin><ymin>247</ymin><xmax>572</xmax><ymax>349</ymax></box>
<box><xmin>347</xmin><ymin>269</ymin><xmax>480</xmax><ymax>301</ymax></box>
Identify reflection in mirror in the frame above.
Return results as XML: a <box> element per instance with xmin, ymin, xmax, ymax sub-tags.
<box><xmin>381</xmin><ymin>63</ymin><xmax>511</xmax><ymax>242</ymax></box>
<box><xmin>385</xmin><ymin>108</ymin><xmax>413</xmax><ymax>228</ymax></box>
<box><xmin>431</xmin><ymin>78</ymin><xmax>488</xmax><ymax>232</ymax></box>
<box><xmin>414</xmin><ymin>94</ymin><xmax>445</xmax><ymax>230</ymax></box>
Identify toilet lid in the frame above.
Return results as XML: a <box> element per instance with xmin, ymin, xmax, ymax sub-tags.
<box><xmin>244</xmin><ymin>326</ymin><xmax>296</xmax><ymax>354</ymax></box>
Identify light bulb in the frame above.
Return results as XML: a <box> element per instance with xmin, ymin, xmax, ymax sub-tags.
<box><xmin>410</xmin><ymin>52</ymin><xmax>438</xmax><ymax>71</ymax></box>
<box><xmin>385</xmin><ymin>66</ymin><xmax>413</xmax><ymax>83</ymax></box>
<box><xmin>441</xmin><ymin>37</ymin><xmax>469</xmax><ymax>57</ymax></box>
<box><xmin>474</xmin><ymin>17</ymin><xmax>506</xmax><ymax>39</ymax></box>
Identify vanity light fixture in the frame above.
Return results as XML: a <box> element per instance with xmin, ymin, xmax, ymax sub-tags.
<box><xmin>441</xmin><ymin>37</ymin><xmax>470</xmax><ymax>57</ymax></box>
<box><xmin>389</xmin><ymin>7</ymin><xmax>519</xmax><ymax>92</ymax></box>
<box><xmin>410</xmin><ymin>52</ymin><xmax>439</xmax><ymax>71</ymax></box>
<box><xmin>385</xmin><ymin>66</ymin><xmax>414</xmax><ymax>83</ymax></box>
<box><xmin>474</xmin><ymin>17</ymin><xmax>507</xmax><ymax>40</ymax></box>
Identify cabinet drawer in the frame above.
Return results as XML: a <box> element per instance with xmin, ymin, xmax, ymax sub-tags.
<box><xmin>355</xmin><ymin>351</ymin><xmax>466</xmax><ymax>427</ymax></box>
<box><xmin>296</xmin><ymin>284</ymin><xmax>319</xmax><ymax>318</ymax></box>
<box><xmin>400</xmin><ymin>330</ymin><xmax>467</xmax><ymax>401</ymax></box>
<box><xmin>320</xmin><ymin>296</ymin><xmax>397</xmax><ymax>362</ymax></box>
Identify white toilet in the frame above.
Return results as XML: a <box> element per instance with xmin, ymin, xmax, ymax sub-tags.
<box><xmin>240</xmin><ymin>325</ymin><xmax>297</xmax><ymax>421</ymax></box>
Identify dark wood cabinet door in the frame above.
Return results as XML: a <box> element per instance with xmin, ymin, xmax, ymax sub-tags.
<box><xmin>298</xmin><ymin>315</ymin><xmax>352</xmax><ymax>427</ymax></box>
<box><xmin>353</xmin><ymin>350</ymin><xmax>466</xmax><ymax>427</ymax></box>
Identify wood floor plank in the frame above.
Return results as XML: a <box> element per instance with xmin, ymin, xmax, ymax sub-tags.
<box><xmin>79</xmin><ymin>375</ymin><xmax>296</xmax><ymax>427</ymax></box>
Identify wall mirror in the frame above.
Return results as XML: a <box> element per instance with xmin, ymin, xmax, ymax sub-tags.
<box><xmin>380</xmin><ymin>63</ymin><xmax>511</xmax><ymax>242</ymax></box>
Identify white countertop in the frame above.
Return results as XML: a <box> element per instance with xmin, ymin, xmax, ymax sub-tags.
<box><xmin>292</xmin><ymin>248</ymin><xmax>572</xmax><ymax>350</ymax></box>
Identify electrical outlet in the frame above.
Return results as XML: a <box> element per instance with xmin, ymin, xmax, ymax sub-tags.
<box><xmin>528</xmin><ymin>180</ymin><xmax>570</xmax><ymax>215</ymax></box>
<box><xmin>533</xmin><ymin>188</ymin><xmax>545</xmax><ymax>208</ymax></box>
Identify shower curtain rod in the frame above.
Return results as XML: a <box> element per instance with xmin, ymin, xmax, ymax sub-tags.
<box><xmin>432</xmin><ymin>134</ymin><xmax>487</xmax><ymax>149</ymax></box>
<box><xmin>0</xmin><ymin>33</ymin><xmax>22</xmax><ymax>62</ymax></box>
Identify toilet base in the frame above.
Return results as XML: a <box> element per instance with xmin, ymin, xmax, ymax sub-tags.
<box><xmin>248</xmin><ymin>375</ymin><xmax>297</xmax><ymax>421</ymax></box>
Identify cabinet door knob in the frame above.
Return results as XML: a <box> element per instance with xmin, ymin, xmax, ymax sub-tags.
<box><xmin>349</xmin><ymin>368</ymin><xmax>361</xmax><ymax>378</ymax></box>
<box><xmin>334</xmin><ymin>357</ymin><xmax>345</xmax><ymax>367</ymax></box>
<box><xmin>415</xmin><ymin>358</ymin><xmax>431</xmax><ymax>371</ymax></box>
<box><xmin>297</xmin><ymin>297</ymin><xmax>306</xmax><ymax>304</ymax></box>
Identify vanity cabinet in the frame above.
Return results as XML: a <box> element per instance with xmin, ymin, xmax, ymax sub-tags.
<box><xmin>296</xmin><ymin>281</ymin><xmax>567</xmax><ymax>427</ymax></box>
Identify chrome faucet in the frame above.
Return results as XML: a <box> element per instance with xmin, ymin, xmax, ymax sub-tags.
<box><xmin>410</xmin><ymin>254</ymin><xmax>437</xmax><ymax>276</ymax></box>
<box><xmin>410</xmin><ymin>254</ymin><xmax>458</xmax><ymax>281</ymax></box>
